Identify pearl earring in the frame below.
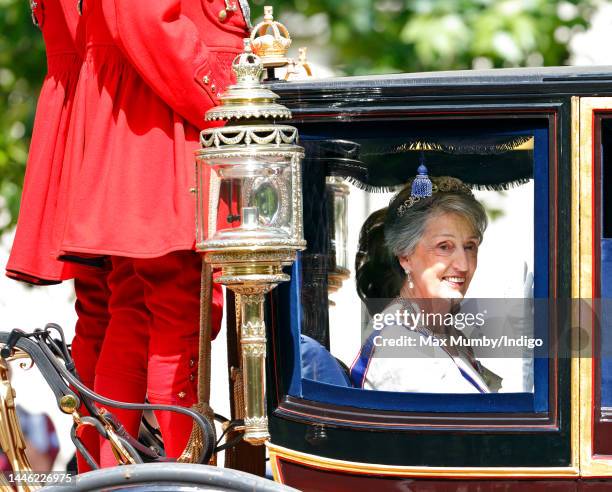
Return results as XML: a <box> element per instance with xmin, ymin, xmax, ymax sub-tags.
<box><xmin>404</xmin><ymin>269</ymin><xmax>414</xmax><ymax>289</ymax></box>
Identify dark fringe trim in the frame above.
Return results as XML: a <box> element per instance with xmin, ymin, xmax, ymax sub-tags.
<box><xmin>323</xmin><ymin>158</ymin><xmax>368</xmax><ymax>181</ymax></box>
<box><xmin>338</xmin><ymin>175</ymin><xmax>402</xmax><ymax>193</ymax></box>
<box><xmin>366</xmin><ymin>135</ymin><xmax>534</xmax><ymax>156</ymax></box>
<box><xmin>467</xmin><ymin>178</ymin><xmax>531</xmax><ymax>191</ymax></box>
<box><xmin>328</xmin><ymin>175</ymin><xmax>530</xmax><ymax>193</ymax></box>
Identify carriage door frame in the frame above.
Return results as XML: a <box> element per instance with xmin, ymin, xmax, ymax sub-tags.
<box><xmin>574</xmin><ymin>96</ymin><xmax>612</xmax><ymax>476</ymax></box>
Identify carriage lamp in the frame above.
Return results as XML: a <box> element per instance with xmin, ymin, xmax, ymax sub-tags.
<box><xmin>195</xmin><ymin>39</ymin><xmax>305</xmax><ymax>445</ymax></box>
<box><xmin>326</xmin><ymin>177</ymin><xmax>350</xmax><ymax>298</ymax></box>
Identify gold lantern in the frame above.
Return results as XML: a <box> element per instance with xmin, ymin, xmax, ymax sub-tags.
<box><xmin>195</xmin><ymin>39</ymin><xmax>305</xmax><ymax>445</ymax></box>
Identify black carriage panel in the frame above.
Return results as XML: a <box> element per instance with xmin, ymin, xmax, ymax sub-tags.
<box><xmin>264</xmin><ymin>71</ymin><xmax>575</xmax><ymax>468</ymax></box>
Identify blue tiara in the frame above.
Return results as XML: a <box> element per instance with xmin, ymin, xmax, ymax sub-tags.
<box><xmin>396</xmin><ymin>165</ymin><xmax>473</xmax><ymax>218</ymax></box>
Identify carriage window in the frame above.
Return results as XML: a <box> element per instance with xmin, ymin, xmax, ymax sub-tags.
<box><xmin>286</xmin><ymin>119</ymin><xmax>550</xmax><ymax>413</ymax></box>
<box><xmin>595</xmin><ymin>117</ymin><xmax>612</xmax><ymax>452</ymax></box>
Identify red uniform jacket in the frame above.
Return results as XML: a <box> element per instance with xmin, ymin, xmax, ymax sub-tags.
<box><xmin>55</xmin><ymin>0</ymin><xmax>249</xmax><ymax>258</ymax></box>
<box><xmin>6</xmin><ymin>0</ymin><xmax>85</xmax><ymax>283</ymax></box>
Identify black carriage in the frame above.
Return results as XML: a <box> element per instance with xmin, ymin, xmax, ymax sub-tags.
<box><xmin>258</xmin><ymin>66</ymin><xmax>612</xmax><ymax>490</ymax></box>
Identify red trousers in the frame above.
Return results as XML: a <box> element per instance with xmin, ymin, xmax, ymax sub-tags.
<box><xmin>94</xmin><ymin>251</ymin><xmax>222</xmax><ymax>466</ymax></box>
<box><xmin>72</xmin><ymin>270</ymin><xmax>111</xmax><ymax>472</ymax></box>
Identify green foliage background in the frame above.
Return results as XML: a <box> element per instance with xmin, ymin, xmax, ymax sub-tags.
<box><xmin>0</xmin><ymin>0</ymin><xmax>46</xmax><ymax>234</ymax></box>
<box><xmin>0</xmin><ymin>0</ymin><xmax>594</xmax><ymax>234</ymax></box>
<box><xmin>260</xmin><ymin>0</ymin><xmax>593</xmax><ymax>74</ymax></box>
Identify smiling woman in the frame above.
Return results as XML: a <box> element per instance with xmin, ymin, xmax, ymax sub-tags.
<box><xmin>386</xmin><ymin>176</ymin><xmax>487</xmax><ymax>303</ymax></box>
<box><xmin>350</xmin><ymin>173</ymin><xmax>501</xmax><ymax>393</ymax></box>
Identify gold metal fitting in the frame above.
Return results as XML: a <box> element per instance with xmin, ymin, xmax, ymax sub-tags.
<box><xmin>59</xmin><ymin>394</ymin><xmax>79</xmax><ymax>414</ymax></box>
<box><xmin>285</xmin><ymin>47</ymin><xmax>314</xmax><ymax>81</ymax></box>
<box><xmin>250</xmin><ymin>6</ymin><xmax>292</xmax><ymax>68</ymax></box>
<box><xmin>107</xmin><ymin>426</ymin><xmax>137</xmax><ymax>465</ymax></box>
<box><xmin>223</xmin><ymin>264</ymin><xmax>283</xmax><ymax>277</ymax></box>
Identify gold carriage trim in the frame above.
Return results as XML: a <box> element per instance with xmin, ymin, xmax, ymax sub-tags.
<box><xmin>267</xmin><ymin>442</ymin><xmax>580</xmax><ymax>479</ymax></box>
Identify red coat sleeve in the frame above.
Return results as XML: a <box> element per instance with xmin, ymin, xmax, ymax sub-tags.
<box><xmin>112</xmin><ymin>0</ymin><xmax>236</xmax><ymax>129</ymax></box>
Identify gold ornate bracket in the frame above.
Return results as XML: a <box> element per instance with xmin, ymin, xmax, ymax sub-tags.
<box><xmin>0</xmin><ymin>355</ymin><xmax>36</xmax><ymax>491</ymax></box>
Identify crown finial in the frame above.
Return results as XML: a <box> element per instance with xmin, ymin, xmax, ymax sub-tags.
<box><xmin>263</xmin><ymin>5</ymin><xmax>273</xmax><ymax>21</ymax></box>
<box><xmin>230</xmin><ymin>38</ymin><xmax>264</xmax><ymax>87</ymax></box>
<box><xmin>204</xmin><ymin>38</ymin><xmax>292</xmax><ymax>122</ymax></box>
<box><xmin>250</xmin><ymin>6</ymin><xmax>292</xmax><ymax>68</ymax></box>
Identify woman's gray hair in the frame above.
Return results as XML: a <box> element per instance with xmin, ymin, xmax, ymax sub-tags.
<box><xmin>384</xmin><ymin>191</ymin><xmax>488</xmax><ymax>259</ymax></box>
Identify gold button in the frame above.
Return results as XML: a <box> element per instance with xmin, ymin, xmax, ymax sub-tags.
<box><xmin>189</xmin><ymin>359</ymin><xmax>195</xmax><ymax>367</ymax></box>
<box><xmin>203</xmin><ymin>75</ymin><xmax>209</xmax><ymax>85</ymax></box>
<box><xmin>211</xmin><ymin>84</ymin><xmax>216</xmax><ymax>93</ymax></box>
<box><xmin>218</xmin><ymin>9</ymin><xmax>227</xmax><ymax>21</ymax></box>
<box><xmin>178</xmin><ymin>391</ymin><xmax>186</xmax><ymax>399</ymax></box>
<box><xmin>189</xmin><ymin>374</ymin><xmax>195</xmax><ymax>382</ymax></box>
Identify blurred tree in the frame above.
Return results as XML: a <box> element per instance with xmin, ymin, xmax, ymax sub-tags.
<box><xmin>259</xmin><ymin>0</ymin><xmax>594</xmax><ymax>75</ymax></box>
<box><xmin>0</xmin><ymin>0</ymin><xmax>596</xmax><ymax>233</ymax></box>
<box><xmin>0</xmin><ymin>0</ymin><xmax>45</xmax><ymax>234</ymax></box>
